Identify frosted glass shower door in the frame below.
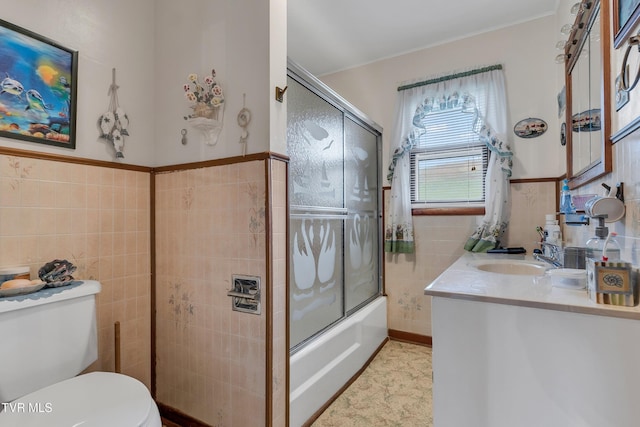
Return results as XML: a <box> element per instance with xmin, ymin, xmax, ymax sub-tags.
<box><xmin>288</xmin><ymin>76</ymin><xmax>345</xmax><ymax>348</ymax></box>
<box><xmin>344</xmin><ymin>118</ymin><xmax>379</xmax><ymax>313</ymax></box>
<box><xmin>287</xmin><ymin>64</ymin><xmax>382</xmax><ymax>351</ymax></box>
<box><xmin>290</xmin><ymin>216</ymin><xmax>344</xmax><ymax>347</ymax></box>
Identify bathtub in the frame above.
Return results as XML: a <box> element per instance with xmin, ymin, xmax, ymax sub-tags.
<box><xmin>289</xmin><ymin>296</ymin><xmax>387</xmax><ymax>427</ymax></box>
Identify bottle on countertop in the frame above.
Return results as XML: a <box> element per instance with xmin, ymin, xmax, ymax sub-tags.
<box><xmin>543</xmin><ymin>214</ymin><xmax>562</xmax><ymax>254</ymax></box>
<box><xmin>560</xmin><ymin>179</ymin><xmax>576</xmax><ymax>215</ymax></box>
<box><xmin>586</xmin><ymin>218</ymin><xmax>621</xmax><ymax>261</ymax></box>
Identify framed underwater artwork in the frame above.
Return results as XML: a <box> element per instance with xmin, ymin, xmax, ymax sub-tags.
<box><xmin>0</xmin><ymin>19</ymin><xmax>78</xmax><ymax>149</ymax></box>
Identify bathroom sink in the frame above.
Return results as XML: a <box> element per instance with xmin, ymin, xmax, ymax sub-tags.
<box><xmin>470</xmin><ymin>259</ymin><xmax>548</xmax><ymax>276</ymax></box>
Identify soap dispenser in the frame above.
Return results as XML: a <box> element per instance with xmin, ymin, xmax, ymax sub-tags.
<box><xmin>585</xmin><ymin>216</ymin><xmax>621</xmax><ymax>261</ymax></box>
<box><xmin>560</xmin><ymin>179</ymin><xmax>576</xmax><ymax>214</ymax></box>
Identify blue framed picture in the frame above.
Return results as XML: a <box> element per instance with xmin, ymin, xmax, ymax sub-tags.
<box><xmin>0</xmin><ymin>19</ymin><xmax>78</xmax><ymax>149</ymax></box>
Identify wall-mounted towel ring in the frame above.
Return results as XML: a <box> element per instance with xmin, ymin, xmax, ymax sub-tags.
<box><xmin>620</xmin><ymin>34</ymin><xmax>640</xmax><ymax>92</ymax></box>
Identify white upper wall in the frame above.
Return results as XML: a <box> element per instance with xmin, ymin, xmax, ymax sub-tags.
<box><xmin>0</xmin><ymin>1</ymin><xmax>560</xmax><ymax>172</ymax></box>
<box><xmin>0</xmin><ymin>1</ymin><xmax>558</xmax><ymax>174</ymax></box>
<box><xmin>0</xmin><ymin>0</ymin><xmax>288</xmax><ymax>167</ymax></box>
<box><xmin>320</xmin><ymin>15</ymin><xmax>564</xmax><ymax>181</ymax></box>
<box><xmin>153</xmin><ymin>0</ymin><xmax>280</xmax><ymax>166</ymax></box>
<box><xmin>270</xmin><ymin>0</ymin><xmax>288</xmax><ymax>156</ymax></box>
<box><xmin>0</xmin><ymin>0</ymin><xmax>156</xmax><ymax>166</ymax></box>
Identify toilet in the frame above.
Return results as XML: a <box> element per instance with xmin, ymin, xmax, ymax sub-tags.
<box><xmin>0</xmin><ymin>280</ymin><xmax>161</xmax><ymax>426</ymax></box>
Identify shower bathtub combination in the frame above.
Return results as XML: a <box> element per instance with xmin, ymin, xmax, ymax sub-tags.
<box><xmin>287</xmin><ymin>59</ymin><xmax>386</xmax><ymax>427</ymax></box>
<box><xmin>290</xmin><ymin>297</ymin><xmax>387</xmax><ymax>426</ymax></box>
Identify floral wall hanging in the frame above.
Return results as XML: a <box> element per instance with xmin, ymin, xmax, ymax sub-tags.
<box><xmin>182</xmin><ymin>69</ymin><xmax>224</xmax><ymax>146</ymax></box>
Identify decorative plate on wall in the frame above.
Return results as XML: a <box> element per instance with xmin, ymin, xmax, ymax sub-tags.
<box><xmin>571</xmin><ymin>108</ymin><xmax>601</xmax><ymax>132</ymax></box>
<box><xmin>514</xmin><ymin>118</ymin><xmax>547</xmax><ymax>139</ymax></box>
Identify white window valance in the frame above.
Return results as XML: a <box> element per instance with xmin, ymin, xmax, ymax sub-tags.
<box><xmin>385</xmin><ymin>65</ymin><xmax>513</xmax><ymax>253</ymax></box>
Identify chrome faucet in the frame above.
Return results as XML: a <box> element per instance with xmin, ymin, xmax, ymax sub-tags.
<box><xmin>533</xmin><ymin>242</ymin><xmax>563</xmax><ymax>268</ymax></box>
<box><xmin>533</xmin><ymin>252</ymin><xmax>563</xmax><ymax>268</ymax></box>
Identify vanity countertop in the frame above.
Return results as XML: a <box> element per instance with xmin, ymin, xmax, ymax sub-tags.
<box><xmin>424</xmin><ymin>252</ymin><xmax>640</xmax><ymax>320</ymax></box>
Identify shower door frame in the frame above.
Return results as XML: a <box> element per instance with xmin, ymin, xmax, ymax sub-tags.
<box><xmin>287</xmin><ymin>59</ymin><xmax>384</xmax><ymax>353</ymax></box>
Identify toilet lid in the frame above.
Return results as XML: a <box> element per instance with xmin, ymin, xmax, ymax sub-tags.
<box><xmin>0</xmin><ymin>372</ymin><xmax>155</xmax><ymax>427</ymax></box>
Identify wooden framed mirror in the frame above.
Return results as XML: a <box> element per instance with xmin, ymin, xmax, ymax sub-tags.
<box><xmin>565</xmin><ymin>0</ymin><xmax>612</xmax><ymax>189</ymax></box>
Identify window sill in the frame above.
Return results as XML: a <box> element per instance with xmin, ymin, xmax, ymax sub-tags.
<box><xmin>411</xmin><ymin>206</ymin><xmax>485</xmax><ymax>216</ymax></box>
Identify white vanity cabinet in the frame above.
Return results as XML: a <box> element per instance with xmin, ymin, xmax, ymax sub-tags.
<box><xmin>425</xmin><ymin>253</ymin><xmax>640</xmax><ymax>427</ymax></box>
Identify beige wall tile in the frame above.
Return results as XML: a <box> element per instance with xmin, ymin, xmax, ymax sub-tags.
<box><xmin>0</xmin><ymin>155</ymin><xmax>151</xmax><ymax>388</ymax></box>
<box><xmin>155</xmin><ymin>160</ymin><xmax>271</xmax><ymax>425</ymax></box>
<box><xmin>2</xmin><ymin>154</ymin><xmax>287</xmax><ymax>426</ymax></box>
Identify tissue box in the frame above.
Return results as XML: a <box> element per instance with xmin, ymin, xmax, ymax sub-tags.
<box><xmin>586</xmin><ymin>258</ymin><xmax>638</xmax><ymax>306</ymax></box>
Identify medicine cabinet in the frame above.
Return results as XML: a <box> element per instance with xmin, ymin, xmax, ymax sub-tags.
<box><xmin>565</xmin><ymin>0</ymin><xmax>612</xmax><ymax>188</ymax></box>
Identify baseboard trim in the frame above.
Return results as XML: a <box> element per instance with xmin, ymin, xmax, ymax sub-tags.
<box><xmin>388</xmin><ymin>329</ymin><xmax>432</xmax><ymax>347</ymax></box>
<box><xmin>157</xmin><ymin>402</ymin><xmax>210</xmax><ymax>427</ymax></box>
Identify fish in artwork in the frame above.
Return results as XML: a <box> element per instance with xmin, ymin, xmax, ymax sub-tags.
<box><xmin>0</xmin><ymin>74</ymin><xmax>24</xmax><ymax>99</ymax></box>
<box><xmin>57</xmin><ymin>76</ymin><xmax>71</xmax><ymax>106</ymax></box>
<box><xmin>28</xmin><ymin>123</ymin><xmax>51</xmax><ymax>134</ymax></box>
<box><xmin>24</xmin><ymin>89</ymin><xmax>53</xmax><ymax>112</ymax></box>
<box><xmin>58</xmin><ymin>76</ymin><xmax>71</xmax><ymax>91</ymax></box>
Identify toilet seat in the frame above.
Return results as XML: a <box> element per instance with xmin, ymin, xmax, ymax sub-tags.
<box><xmin>0</xmin><ymin>371</ymin><xmax>161</xmax><ymax>427</ymax></box>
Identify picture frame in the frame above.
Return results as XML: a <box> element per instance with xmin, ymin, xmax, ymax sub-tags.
<box><xmin>0</xmin><ymin>19</ymin><xmax>78</xmax><ymax>149</ymax></box>
<box><xmin>613</xmin><ymin>0</ymin><xmax>640</xmax><ymax>48</ymax></box>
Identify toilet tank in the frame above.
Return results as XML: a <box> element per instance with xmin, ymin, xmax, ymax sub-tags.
<box><xmin>0</xmin><ymin>280</ymin><xmax>101</xmax><ymax>402</ymax></box>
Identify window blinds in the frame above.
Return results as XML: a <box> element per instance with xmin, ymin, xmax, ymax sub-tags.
<box><xmin>410</xmin><ymin>107</ymin><xmax>488</xmax><ymax>205</ymax></box>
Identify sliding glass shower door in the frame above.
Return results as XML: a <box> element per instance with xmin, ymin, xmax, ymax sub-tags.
<box><xmin>344</xmin><ymin>118</ymin><xmax>380</xmax><ymax>312</ymax></box>
<box><xmin>287</xmin><ymin>61</ymin><xmax>382</xmax><ymax>351</ymax></box>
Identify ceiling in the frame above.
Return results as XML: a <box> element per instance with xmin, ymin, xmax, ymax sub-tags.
<box><xmin>288</xmin><ymin>0</ymin><xmax>559</xmax><ymax>76</ymax></box>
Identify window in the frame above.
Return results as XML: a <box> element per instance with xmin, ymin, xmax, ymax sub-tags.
<box><xmin>410</xmin><ymin>105</ymin><xmax>488</xmax><ymax>208</ymax></box>
<box><xmin>386</xmin><ymin>66</ymin><xmax>509</xmax><ymax>253</ymax></box>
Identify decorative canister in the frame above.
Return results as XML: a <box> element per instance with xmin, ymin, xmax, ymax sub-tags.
<box><xmin>586</xmin><ymin>258</ymin><xmax>638</xmax><ymax>307</ymax></box>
